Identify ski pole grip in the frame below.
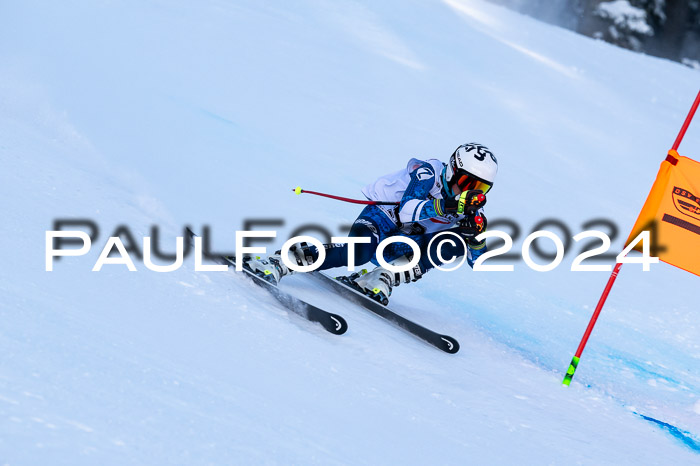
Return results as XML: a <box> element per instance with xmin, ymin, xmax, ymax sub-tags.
<box><xmin>457</xmin><ymin>191</ymin><xmax>468</xmax><ymax>215</ymax></box>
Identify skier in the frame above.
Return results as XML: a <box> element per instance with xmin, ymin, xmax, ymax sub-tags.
<box><xmin>246</xmin><ymin>143</ymin><xmax>498</xmax><ymax>304</ymax></box>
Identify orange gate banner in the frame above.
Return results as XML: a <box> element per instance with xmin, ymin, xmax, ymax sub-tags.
<box><xmin>626</xmin><ymin>149</ymin><xmax>700</xmax><ymax>276</ymax></box>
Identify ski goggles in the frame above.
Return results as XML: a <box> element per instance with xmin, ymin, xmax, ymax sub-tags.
<box><xmin>454</xmin><ymin>171</ymin><xmax>493</xmax><ymax>194</ymax></box>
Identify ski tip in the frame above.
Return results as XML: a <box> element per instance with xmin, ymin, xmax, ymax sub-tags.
<box><xmin>328</xmin><ymin>314</ymin><xmax>348</xmax><ymax>335</ymax></box>
<box><xmin>440</xmin><ymin>335</ymin><xmax>460</xmax><ymax>354</ymax></box>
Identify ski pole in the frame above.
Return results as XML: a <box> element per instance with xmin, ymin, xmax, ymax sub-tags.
<box><xmin>292</xmin><ymin>187</ymin><xmax>399</xmax><ymax>206</ymax></box>
<box><xmin>293</xmin><ymin>187</ymin><xmax>485</xmax><ymax>208</ymax></box>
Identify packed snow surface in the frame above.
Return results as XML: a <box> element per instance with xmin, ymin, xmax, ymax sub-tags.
<box><xmin>1</xmin><ymin>0</ymin><xmax>700</xmax><ymax>464</ymax></box>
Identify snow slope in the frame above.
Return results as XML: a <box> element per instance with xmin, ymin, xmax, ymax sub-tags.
<box><xmin>1</xmin><ymin>0</ymin><xmax>700</xmax><ymax>463</ymax></box>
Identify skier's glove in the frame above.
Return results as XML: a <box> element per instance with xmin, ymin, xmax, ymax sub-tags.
<box><xmin>443</xmin><ymin>190</ymin><xmax>487</xmax><ymax>215</ymax></box>
<box><xmin>459</xmin><ymin>213</ymin><xmax>487</xmax><ymax>246</ymax></box>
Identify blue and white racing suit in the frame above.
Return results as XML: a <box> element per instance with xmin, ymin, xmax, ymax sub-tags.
<box><xmin>314</xmin><ymin>158</ymin><xmax>488</xmax><ymax>273</ymax></box>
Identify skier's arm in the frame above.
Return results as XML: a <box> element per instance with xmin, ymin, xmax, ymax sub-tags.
<box><xmin>397</xmin><ymin>162</ymin><xmax>444</xmax><ymax>224</ymax></box>
<box><xmin>398</xmin><ymin>164</ymin><xmax>487</xmax><ymax>223</ymax></box>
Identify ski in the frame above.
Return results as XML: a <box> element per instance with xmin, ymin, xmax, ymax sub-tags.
<box><xmin>311</xmin><ymin>272</ymin><xmax>459</xmax><ymax>353</ymax></box>
<box><xmin>186</xmin><ymin>229</ymin><xmax>348</xmax><ymax>335</ymax></box>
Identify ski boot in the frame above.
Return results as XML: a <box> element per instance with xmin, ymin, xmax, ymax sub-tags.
<box><xmin>243</xmin><ymin>254</ymin><xmax>290</xmax><ymax>284</ymax></box>
<box><xmin>243</xmin><ymin>241</ymin><xmax>316</xmax><ymax>284</ymax></box>
<box><xmin>342</xmin><ymin>255</ymin><xmax>423</xmax><ymax>305</ymax></box>
<box><xmin>287</xmin><ymin>241</ymin><xmax>317</xmax><ymax>269</ymax></box>
<box><xmin>348</xmin><ymin>267</ymin><xmax>394</xmax><ymax>305</ymax></box>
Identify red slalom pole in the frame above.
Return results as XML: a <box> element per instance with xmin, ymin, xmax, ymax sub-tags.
<box><xmin>292</xmin><ymin>187</ymin><xmax>399</xmax><ymax>206</ymax></box>
<box><xmin>563</xmin><ymin>89</ymin><xmax>700</xmax><ymax>386</ymax></box>
<box><xmin>671</xmin><ymin>89</ymin><xmax>700</xmax><ymax>151</ymax></box>
<box><xmin>562</xmin><ymin>263</ymin><xmax>622</xmax><ymax>386</ymax></box>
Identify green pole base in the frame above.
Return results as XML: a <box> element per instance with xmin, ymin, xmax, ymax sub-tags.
<box><xmin>562</xmin><ymin>356</ymin><xmax>580</xmax><ymax>386</ymax></box>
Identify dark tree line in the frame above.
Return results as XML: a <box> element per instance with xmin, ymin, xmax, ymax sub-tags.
<box><xmin>485</xmin><ymin>0</ymin><xmax>700</xmax><ymax>67</ymax></box>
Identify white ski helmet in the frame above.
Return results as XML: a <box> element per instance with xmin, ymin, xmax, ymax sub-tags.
<box><xmin>444</xmin><ymin>143</ymin><xmax>498</xmax><ymax>196</ymax></box>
